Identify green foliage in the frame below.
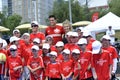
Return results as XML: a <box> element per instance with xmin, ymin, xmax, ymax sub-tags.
<box><xmin>109</xmin><ymin>0</ymin><xmax>120</xmax><ymax>16</ymax></box>
<box><xmin>51</xmin><ymin>0</ymin><xmax>85</xmax><ymax>23</ymax></box>
<box><xmin>6</xmin><ymin>14</ymin><xmax>22</xmax><ymax>33</ymax></box>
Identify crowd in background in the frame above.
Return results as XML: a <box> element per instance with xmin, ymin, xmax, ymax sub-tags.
<box><xmin>0</xmin><ymin>15</ymin><xmax>119</xmax><ymax>80</ymax></box>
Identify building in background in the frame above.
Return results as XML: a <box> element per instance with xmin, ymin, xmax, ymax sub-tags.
<box><xmin>0</xmin><ymin>0</ymin><xmax>8</xmax><ymax>15</ymax></box>
<box><xmin>11</xmin><ymin>0</ymin><xmax>54</xmax><ymax>25</ymax></box>
<box><xmin>78</xmin><ymin>0</ymin><xmax>110</xmax><ymax>10</ymax></box>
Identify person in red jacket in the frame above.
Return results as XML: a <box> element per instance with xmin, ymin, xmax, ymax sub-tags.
<box><xmin>92</xmin><ymin>41</ymin><xmax>113</xmax><ymax>80</ymax></box>
<box><xmin>77</xmin><ymin>38</ymin><xmax>94</xmax><ymax>80</ymax></box>
<box><xmin>27</xmin><ymin>45</ymin><xmax>44</xmax><ymax>80</ymax></box>
<box><xmin>4</xmin><ymin>45</ymin><xmax>23</xmax><ymax>80</ymax></box>
<box><xmin>45</xmin><ymin>51</ymin><xmax>61</xmax><ymax>80</ymax></box>
<box><xmin>45</xmin><ymin>15</ymin><xmax>65</xmax><ymax>45</ymax></box>
<box><xmin>71</xmin><ymin>49</ymin><xmax>81</xmax><ymax>80</ymax></box>
<box><xmin>60</xmin><ymin>49</ymin><xmax>73</xmax><ymax>80</ymax></box>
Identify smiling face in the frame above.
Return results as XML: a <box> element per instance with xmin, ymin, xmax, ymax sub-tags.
<box><xmin>49</xmin><ymin>17</ymin><xmax>56</xmax><ymax>27</ymax></box>
<box><xmin>10</xmin><ymin>48</ymin><xmax>17</xmax><ymax>57</ymax></box>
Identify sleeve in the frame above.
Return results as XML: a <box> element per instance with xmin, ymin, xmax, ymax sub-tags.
<box><xmin>112</xmin><ymin>47</ymin><xmax>118</xmax><ymax>59</ymax></box>
<box><xmin>39</xmin><ymin>56</ymin><xmax>44</xmax><ymax>68</ymax></box>
<box><xmin>41</xmin><ymin>33</ymin><xmax>45</xmax><ymax>41</ymax></box>
<box><xmin>45</xmin><ymin>64</ymin><xmax>49</xmax><ymax>77</ymax></box>
<box><xmin>27</xmin><ymin>57</ymin><xmax>31</xmax><ymax>66</ymax></box>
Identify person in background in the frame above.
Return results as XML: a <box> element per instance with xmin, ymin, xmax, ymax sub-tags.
<box><xmin>45</xmin><ymin>15</ymin><xmax>65</xmax><ymax>45</ymax></box>
<box><xmin>62</xmin><ymin>19</ymin><xmax>72</xmax><ymax>44</ymax></box>
<box><xmin>60</xmin><ymin>49</ymin><xmax>73</xmax><ymax>80</ymax></box>
<box><xmin>27</xmin><ymin>45</ymin><xmax>44</xmax><ymax>80</ymax></box>
<box><xmin>45</xmin><ymin>35</ymin><xmax>54</xmax><ymax>46</ymax></box>
<box><xmin>4</xmin><ymin>45</ymin><xmax>23</xmax><ymax>80</ymax></box>
<box><xmin>45</xmin><ymin>51</ymin><xmax>61</xmax><ymax>80</ymax></box>
<box><xmin>13</xmin><ymin>29</ymin><xmax>21</xmax><ymax>38</ymax></box>
<box><xmin>30</xmin><ymin>21</ymin><xmax>45</xmax><ymax>44</ymax></box>
<box><xmin>101</xmin><ymin>35</ymin><xmax>118</xmax><ymax>79</ymax></box>
<box><xmin>106</xmin><ymin>26</ymin><xmax>115</xmax><ymax>45</ymax></box>
<box><xmin>76</xmin><ymin>27</ymin><xmax>84</xmax><ymax>39</ymax></box>
<box><xmin>92</xmin><ymin>41</ymin><xmax>113</xmax><ymax>80</ymax></box>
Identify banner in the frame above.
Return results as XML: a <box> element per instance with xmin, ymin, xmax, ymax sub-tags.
<box><xmin>92</xmin><ymin>12</ymin><xmax>99</xmax><ymax>22</ymax></box>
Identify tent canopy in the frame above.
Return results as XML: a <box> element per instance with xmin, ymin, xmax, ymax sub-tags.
<box><xmin>84</xmin><ymin>12</ymin><xmax>120</xmax><ymax>32</ymax></box>
<box><xmin>72</xmin><ymin>21</ymin><xmax>91</xmax><ymax>26</ymax></box>
<box><xmin>0</xmin><ymin>26</ymin><xmax>10</xmax><ymax>32</ymax></box>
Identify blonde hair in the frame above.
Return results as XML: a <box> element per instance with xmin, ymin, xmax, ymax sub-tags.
<box><xmin>62</xmin><ymin>19</ymin><xmax>72</xmax><ymax>31</ymax></box>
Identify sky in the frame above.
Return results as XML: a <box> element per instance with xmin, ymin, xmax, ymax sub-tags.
<box><xmin>78</xmin><ymin>0</ymin><xmax>108</xmax><ymax>8</ymax></box>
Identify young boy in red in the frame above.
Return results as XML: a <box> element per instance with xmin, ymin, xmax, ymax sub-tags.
<box><xmin>60</xmin><ymin>49</ymin><xmax>73</xmax><ymax>80</ymax></box>
<box><xmin>27</xmin><ymin>45</ymin><xmax>44</xmax><ymax>80</ymax></box>
<box><xmin>77</xmin><ymin>38</ymin><xmax>93</xmax><ymax>80</ymax></box>
<box><xmin>92</xmin><ymin>41</ymin><xmax>113</xmax><ymax>80</ymax></box>
<box><xmin>45</xmin><ymin>51</ymin><xmax>61</xmax><ymax>80</ymax></box>
<box><xmin>5</xmin><ymin>45</ymin><xmax>23</xmax><ymax>80</ymax></box>
<box><xmin>71</xmin><ymin>49</ymin><xmax>81</xmax><ymax>80</ymax></box>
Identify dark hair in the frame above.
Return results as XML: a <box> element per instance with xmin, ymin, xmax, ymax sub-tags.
<box><xmin>49</xmin><ymin>15</ymin><xmax>56</xmax><ymax>20</ymax></box>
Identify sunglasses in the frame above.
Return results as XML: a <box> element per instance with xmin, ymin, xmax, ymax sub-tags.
<box><xmin>10</xmin><ymin>49</ymin><xmax>17</xmax><ymax>52</ymax></box>
<box><xmin>78</xmin><ymin>44</ymin><xmax>84</xmax><ymax>46</ymax></box>
<box><xmin>31</xmin><ymin>25</ymin><xmax>38</xmax><ymax>27</ymax></box>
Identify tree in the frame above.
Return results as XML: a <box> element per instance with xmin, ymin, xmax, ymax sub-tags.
<box><xmin>50</xmin><ymin>0</ymin><xmax>85</xmax><ymax>23</ymax></box>
<box><xmin>6</xmin><ymin>14</ymin><xmax>22</xmax><ymax>33</ymax></box>
<box><xmin>109</xmin><ymin>0</ymin><xmax>120</xmax><ymax>16</ymax></box>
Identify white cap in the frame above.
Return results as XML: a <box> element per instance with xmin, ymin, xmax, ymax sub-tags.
<box><xmin>22</xmin><ymin>33</ymin><xmax>30</xmax><ymax>37</ymax></box>
<box><xmin>49</xmin><ymin>51</ymin><xmax>57</xmax><ymax>57</ymax></box>
<box><xmin>72</xmin><ymin>49</ymin><xmax>80</xmax><ymax>54</ymax></box>
<box><xmin>10</xmin><ymin>36</ymin><xmax>20</xmax><ymax>43</ymax></box>
<box><xmin>31</xmin><ymin>45</ymin><xmax>39</xmax><ymax>50</ymax></box>
<box><xmin>55</xmin><ymin>41</ymin><xmax>64</xmax><ymax>47</ymax></box>
<box><xmin>101</xmin><ymin>35</ymin><xmax>111</xmax><ymax>41</ymax></box>
<box><xmin>10</xmin><ymin>45</ymin><xmax>17</xmax><ymax>50</ymax></box>
<box><xmin>13</xmin><ymin>29</ymin><xmax>20</xmax><ymax>34</ymax></box>
<box><xmin>31</xmin><ymin>21</ymin><xmax>39</xmax><ymax>25</ymax></box>
<box><xmin>42</xmin><ymin>43</ymin><xmax>50</xmax><ymax>49</ymax></box>
<box><xmin>82</xmin><ymin>31</ymin><xmax>91</xmax><ymax>37</ymax></box>
<box><xmin>66</xmin><ymin>31</ymin><xmax>73</xmax><ymax>36</ymax></box>
<box><xmin>92</xmin><ymin>41</ymin><xmax>102</xmax><ymax>54</ymax></box>
<box><xmin>71</xmin><ymin>32</ymin><xmax>78</xmax><ymax>37</ymax></box>
<box><xmin>62</xmin><ymin>49</ymin><xmax>70</xmax><ymax>54</ymax></box>
<box><xmin>33</xmin><ymin>38</ymin><xmax>40</xmax><ymax>43</ymax></box>
<box><xmin>0</xmin><ymin>38</ymin><xmax>3</xmax><ymax>43</ymax></box>
<box><xmin>77</xmin><ymin>38</ymin><xmax>87</xmax><ymax>45</ymax></box>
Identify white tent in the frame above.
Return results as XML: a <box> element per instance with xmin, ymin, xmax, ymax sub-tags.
<box><xmin>84</xmin><ymin>12</ymin><xmax>120</xmax><ymax>32</ymax></box>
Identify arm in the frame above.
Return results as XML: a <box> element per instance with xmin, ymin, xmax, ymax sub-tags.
<box><xmin>66</xmin><ymin>72</ymin><xmax>73</xmax><ymax>79</ymax></box>
<box><xmin>109</xmin><ymin>64</ymin><xmax>113</xmax><ymax>79</ymax></box>
<box><xmin>91</xmin><ymin>68</ymin><xmax>97</xmax><ymax>80</ymax></box>
<box><xmin>112</xmin><ymin>58</ymin><xmax>118</xmax><ymax>74</ymax></box>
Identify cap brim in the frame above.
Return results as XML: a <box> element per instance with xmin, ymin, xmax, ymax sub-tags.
<box><xmin>92</xmin><ymin>48</ymin><xmax>101</xmax><ymax>54</ymax></box>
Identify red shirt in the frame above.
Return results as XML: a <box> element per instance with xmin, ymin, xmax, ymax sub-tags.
<box><xmin>45</xmin><ymin>62</ymin><xmax>61</xmax><ymax>78</ymax></box>
<box><xmin>27</xmin><ymin>56</ymin><xmax>44</xmax><ymax>80</ymax></box>
<box><xmin>30</xmin><ymin>32</ymin><xmax>45</xmax><ymax>42</ymax></box>
<box><xmin>102</xmin><ymin>46</ymin><xmax>118</xmax><ymax>59</ymax></box>
<box><xmin>6</xmin><ymin>56</ymin><xmax>23</xmax><ymax>78</ymax></box>
<box><xmin>79</xmin><ymin>51</ymin><xmax>93</xmax><ymax>79</ymax></box>
<box><xmin>43</xmin><ymin>56</ymin><xmax>50</xmax><ymax>67</ymax></box>
<box><xmin>92</xmin><ymin>50</ymin><xmax>113</xmax><ymax>80</ymax></box>
<box><xmin>0</xmin><ymin>49</ymin><xmax>7</xmax><ymax>74</ymax></box>
<box><xmin>45</xmin><ymin>25</ymin><xmax>64</xmax><ymax>44</ymax></box>
<box><xmin>73</xmin><ymin>61</ymin><xmax>80</xmax><ymax>78</ymax></box>
<box><xmin>60</xmin><ymin>59</ymin><xmax>73</xmax><ymax>77</ymax></box>
<box><xmin>21</xmin><ymin>43</ymin><xmax>33</xmax><ymax>66</ymax></box>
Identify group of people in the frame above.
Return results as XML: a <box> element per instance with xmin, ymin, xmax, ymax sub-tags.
<box><xmin>0</xmin><ymin>15</ymin><xmax>119</xmax><ymax>80</ymax></box>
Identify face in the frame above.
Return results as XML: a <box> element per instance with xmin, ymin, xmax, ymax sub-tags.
<box><xmin>22</xmin><ymin>35</ymin><xmax>30</xmax><ymax>43</ymax></box>
<box><xmin>45</xmin><ymin>37</ymin><xmax>53</xmax><ymax>45</ymax></box>
<box><xmin>0</xmin><ymin>43</ymin><xmax>3</xmax><ymax>49</ymax></box>
<box><xmin>70</xmin><ymin>36</ymin><xmax>79</xmax><ymax>43</ymax></box>
<box><xmin>77</xmin><ymin>29</ymin><xmax>83</xmax><ymax>38</ymax></box>
<box><xmin>101</xmin><ymin>39</ymin><xmax>110</xmax><ymax>47</ymax></box>
<box><xmin>43</xmin><ymin>48</ymin><xmax>50</xmax><ymax>54</ymax></box>
<box><xmin>13</xmin><ymin>31</ymin><xmax>20</xmax><ymax>38</ymax></box>
<box><xmin>49</xmin><ymin>17</ymin><xmax>56</xmax><ymax>26</ymax></box>
<box><xmin>32</xmin><ymin>49</ymin><xmax>38</xmax><ymax>57</ymax></box>
<box><xmin>62</xmin><ymin>53</ymin><xmax>70</xmax><ymax>60</ymax></box>
<box><xmin>72</xmin><ymin>53</ymin><xmax>80</xmax><ymax>61</ymax></box>
<box><xmin>49</xmin><ymin>55</ymin><xmax>56</xmax><ymax>62</ymax></box>
<box><xmin>63</xmin><ymin>24</ymin><xmax>71</xmax><ymax>33</ymax></box>
<box><xmin>31</xmin><ymin>25</ymin><xmax>39</xmax><ymax>32</ymax></box>
<box><xmin>78</xmin><ymin>44</ymin><xmax>86</xmax><ymax>50</ymax></box>
<box><xmin>10</xmin><ymin>48</ymin><xmax>17</xmax><ymax>57</ymax></box>
<box><xmin>56</xmin><ymin>46</ymin><xmax>64</xmax><ymax>53</ymax></box>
